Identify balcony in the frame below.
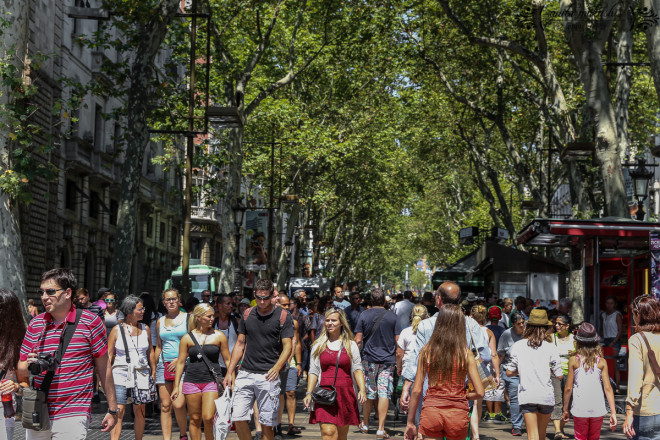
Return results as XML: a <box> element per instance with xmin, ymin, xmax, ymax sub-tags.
<box><xmin>90</xmin><ymin>51</ymin><xmax>113</xmax><ymax>85</ymax></box>
<box><xmin>191</xmin><ymin>206</ymin><xmax>217</xmax><ymax>222</ymax></box>
<box><xmin>63</xmin><ymin>139</ymin><xmax>93</xmax><ymax>172</ymax></box>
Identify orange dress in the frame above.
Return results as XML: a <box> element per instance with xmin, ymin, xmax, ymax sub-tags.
<box><xmin>419</xmin><ymin>360</ymin><xmax>470</xmax><ymax>440</ymax></box>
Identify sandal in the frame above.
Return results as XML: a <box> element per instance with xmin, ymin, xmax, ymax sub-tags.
<box><xmin>376</xmin><ymin>430</ymin><xmax>390</xmax><ymax>439</ymax></box>
<box><xmin>359</xmin><ymin>423</ymin><xmax>369</xmax><ymax>434</ymax></box>
<box><xmin>180</xmin><ymin>436</ymin><xmax>188</xmax><ymax>440</ymax></box>
<box><xmin>287</xmin><ymin>426</ymin><xmax>301</xmax><ymax>435</ymax></box>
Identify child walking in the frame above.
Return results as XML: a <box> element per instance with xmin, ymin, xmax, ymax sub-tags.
<box><xmin>562</xmin><ymin>322</ymin><xmax>617</xmax><ymax>440</ymax></box>
<box><xmin>404</xmin><ymin>304</ymin><xmax>485</xmax><ymax>440</ymax></box>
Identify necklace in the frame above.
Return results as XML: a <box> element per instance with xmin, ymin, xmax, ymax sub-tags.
<box><xmin>193</xmin><ymin>330</ymin><xmax>209</xmax><ymax>360</ymax></box>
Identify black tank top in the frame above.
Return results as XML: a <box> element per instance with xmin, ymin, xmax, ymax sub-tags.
<box><xmin>185</xmin><ymin>345</ymin><xmax>221</xmax><ymax>383</ymax></box>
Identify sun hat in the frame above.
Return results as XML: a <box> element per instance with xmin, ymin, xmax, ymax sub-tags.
<box><xmin>527</xmin><ymin>308</ymin><xmax>553</xmax><ymax>326</ymax></box>
<box><xmin>465</xmin><ymin>292</ymin><xmax>479</xmax><ymax>303</ymax></box>
<box><xmin>487</xmin><ymin>306</ymin><xmax>502</xmax><ymax>320</ymax></box>
<box><xmin>575</xmin><ymin>322</ymin><xmax>600</xmax><ymax>343</ymax></box>
<box><xmin>239</xmin><ymin>298</ymin><xmax>251</xmax><ymax>306</ymax></box>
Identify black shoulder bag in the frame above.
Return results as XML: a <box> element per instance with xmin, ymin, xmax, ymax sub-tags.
<box><xmin>360</xmin><ymin>309</ymin><xmax>387</xmax><ymax>356</ymax></box>
<box><xmin>311</xmin><ymin>341</ymin><xmax>343</xmax><ymax>406</ymax></box>
<box><xmin>23</xmin><ymin>308</ymin><xmax>82</xmax><ymax>431</ymax></box>
<box><xmin>189</xmin><ymin>331</ymin><xmax>224</xmax><ymax>392</ymax></box>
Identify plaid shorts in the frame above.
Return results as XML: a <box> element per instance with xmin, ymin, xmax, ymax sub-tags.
<box><xmin>362</xmin><ymin>361</ymin><xmax>395</xmax><ymax>400</ymax></box>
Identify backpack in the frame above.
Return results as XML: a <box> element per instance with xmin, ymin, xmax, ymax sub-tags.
<box><xmin>242</xmin><ymin>306</ymin><xmax>288</xmax><ymax>332</ymax></box>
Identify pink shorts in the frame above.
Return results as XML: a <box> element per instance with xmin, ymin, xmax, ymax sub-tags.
<box><xmin>182</xmin><ymin>381</ymin><xmax>218</xmax><ymax>395</ymax></box>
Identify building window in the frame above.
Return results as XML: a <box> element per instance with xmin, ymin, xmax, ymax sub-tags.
<box><xmin>93</xmin><ymin>104</ymin><xmax>104</xmax><ymax>151</ymax></box>
<box><xmin>111</xmin><ymin>122</ymin><xmax>121</xmax><ymax>154</ymax></box>
<box><xmin>146</xmin><ymin>217</ymin><xmax>153</xmax><ymax>238</ymax></box>
<box><xmin>171</xmin><ymin>225</ymin><xmax>178</xmax><ymax>247</ymax></box>
<box><xmin>160</xmin><ymin>221</ymin><xmax>166</xmax><ymax>243</ymax></box>
<box><xmin>109</xmin><ymin>199</ymin><xmax>118</xmax><ymax>225</ymax></box>
<box><xmin>65</xmin><ymin>180</ymin><xmax>77</xmax><ymax>210</ymax></box>
<box><xmin>89</xmin><ymin>191</ymin><xmax>99</xmax><ymax>219</ymax></box>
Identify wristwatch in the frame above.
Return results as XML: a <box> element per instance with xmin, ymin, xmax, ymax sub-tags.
<box><xmin>107</xmin><ymin>408</ymin><xmax>118</xmax><ymax>416</ymax></box>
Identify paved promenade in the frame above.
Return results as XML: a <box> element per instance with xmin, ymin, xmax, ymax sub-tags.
<box><xmin>11</xmin><ymin>383</ymin><xmax>629</xmax><ymax>440</ymax></box>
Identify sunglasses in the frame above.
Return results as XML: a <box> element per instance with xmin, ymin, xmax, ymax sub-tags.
<box><xmin>105</xmin><ymin>299</ymin><xmax>116</xmax><ymax>303</ymax></box>
<box><xmin>39</xmin><ymin>288</ymin><xmax>65</xmax><ymax>297</ymax></box>
<box><xmin>255</xmin><ymin>294</ymin><xmax>272</xmax><ymax>301</ymax></box>
<box><xmin>633</xmin><ymin>294</ymin><xmax>653</xmax><ymax>311</ymax></box>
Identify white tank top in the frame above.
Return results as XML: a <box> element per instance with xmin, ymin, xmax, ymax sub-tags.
<box><xmin>601</xmin><ymin>311</ymin><xmax>621</xmax><ymax>339</ymax></box>
<box><xmin>570</xmin><ymin>356</ymin><xmax>607</xmax><ymax>418</ymax></box>
<box><xmin>114</xmin><ymin>323</ymin><xmax>150</xmax><ymax>368</ymax></box>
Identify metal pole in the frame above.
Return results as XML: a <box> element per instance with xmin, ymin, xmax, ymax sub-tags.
<box><xmin>234</xmin><ymin>229</ymin><xmax>242</xmax><ymax>296</ymax></box>
<box><xmin>181</xmin><ymin>0</ymin><xmax>198</xmax><ymax>299</ymax></box>
<box><xmin>267</xmin><ymin>136</ymin><xmax>275</xmax><ymax>279</ymax></box>
<box><xmin>547</xmin><ymin>123</ymin><xmax>552</xmax><ymax>217</ymax></box>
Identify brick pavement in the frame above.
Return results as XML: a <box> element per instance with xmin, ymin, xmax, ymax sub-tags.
<box><xmin>11</xmin><ymin>384</ymin><xmax>629</xmax><ymax>440</ymax></box>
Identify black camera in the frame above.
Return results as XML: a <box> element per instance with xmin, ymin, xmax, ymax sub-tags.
<box><xmin>29</xmin><ymin>353</ymin><xmax>56</xmax><ymax>375</ymax></box>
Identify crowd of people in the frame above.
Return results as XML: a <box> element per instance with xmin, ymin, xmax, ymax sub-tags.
<box><xmin>0</xmin><ymin>268</ymin><xmax>659</xmax><ymax>440</ymax></box>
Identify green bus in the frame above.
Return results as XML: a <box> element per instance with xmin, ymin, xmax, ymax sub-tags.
<box><xmin>164</xmin><ymin>263</ymin><xmax>222</xmax><ymax>300</ymax></box>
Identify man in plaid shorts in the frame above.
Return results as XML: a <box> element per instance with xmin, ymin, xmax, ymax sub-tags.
<box><xmin>355</xmin><ymin>288</ymin><xmax>401</xmax><ymax>438</ymax></box>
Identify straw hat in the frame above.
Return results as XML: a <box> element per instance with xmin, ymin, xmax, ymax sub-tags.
<box><xmin>527</xmin><ymin>308</ymin><xmax>553</xmax><ymax>326</ymax></box>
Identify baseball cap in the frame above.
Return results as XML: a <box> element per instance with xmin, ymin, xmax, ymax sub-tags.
<box><xmin>487</xmin><ymin>306</ymin><xmax>502</xmax><ymax>320</ymax></box>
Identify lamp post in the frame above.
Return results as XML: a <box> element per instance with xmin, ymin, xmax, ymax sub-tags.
<box><xmin>232</xmin><ymin>199</ymin><xmax>246</xmax><ymax>295</ymax></box>
<box><xmin>626</xmin><ymin>157</ymin><xmax>655</xmax><ymax>221</ymax></box>
<box><xmin>284</xmin><ymin>240</ymin><xmax>294</xmax><ymax>288</ymax></box>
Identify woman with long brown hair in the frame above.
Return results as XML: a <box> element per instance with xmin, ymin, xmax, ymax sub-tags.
<box><xmin>623</xmin><ymin>295</ymin><xmax>660</xmax><ymax>440</ymax></box>
<box><xmin>0</xmin><ymin>289</ymin><xmax>27</xmax><ymax>440</ymax></box>
<box><xmin>404</xmin><ymin>305</ymin><xmax>484</xmax><ymax>440</ymax></box>
<box><xmin>506</xmin><ymin>309</ymin><xmax>563</xmax><ymax>440</ymax></box>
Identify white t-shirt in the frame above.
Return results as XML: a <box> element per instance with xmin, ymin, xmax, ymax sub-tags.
<box><xmin>507</xmin><ymin>339</ymin><xmax>563</xmax><ymax>406</ymax></box>
<box><xmin>397</xmin><ymin>326</ymin><xmax>416</xmax><ymax>371</ymax></box>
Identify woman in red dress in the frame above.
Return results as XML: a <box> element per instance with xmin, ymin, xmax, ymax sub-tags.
<box><xmin>303</xmin><ymin>308</ymin><xmax>366</xmax><ymax>440</ymax></box>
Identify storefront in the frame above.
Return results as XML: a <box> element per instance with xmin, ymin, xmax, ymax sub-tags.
<box><xmin>517</xmin><ymin>217</ymin><xmax>660</xmax><ymax>382</ymax></box>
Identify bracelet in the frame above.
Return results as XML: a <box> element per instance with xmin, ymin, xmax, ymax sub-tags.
<box><xmin>305</xmin><ymin>392</ymin><xmax>312</xmax><ymax>395</ymax></box>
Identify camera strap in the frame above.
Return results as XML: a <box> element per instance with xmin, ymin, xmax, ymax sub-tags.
<box><xmin>39</xmin><ymin>308</ymin><xmax>83</xmax><ymax>395</ymax></box>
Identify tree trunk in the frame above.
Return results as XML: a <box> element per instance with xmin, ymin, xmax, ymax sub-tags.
<box><xmin>275</xmin><ymin>202</ymin><xmax>300</xmax><ymax>289</ymax></box>
<box><xmin>0</xmin><ymin>0</ymin><xmax>30</xmax><ymax>316</ymax></box>
<box><xmin>644</xmin><ymin>0</ymin><xmax>660</xmax><ymax>106</ymax></box>
<box><xmin>109</xmin><ymin>0</ymin><xmax>183</xmax><ymax>296</ymax></box>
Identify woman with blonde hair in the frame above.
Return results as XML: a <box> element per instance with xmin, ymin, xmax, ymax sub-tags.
<box><xmin>303</xmin><ymin>308</ymin><xmax>367</xmax><ymax>440</ymax></box>
<box><xmin>396</xmin><ymin>304</ymin><xmax>429</xmax><ymax>376</ymax></box>
<box><xmin>171</xmin><ymin>303</ymin><xmax>230</xmax><ymax>440</ymax></box>
<box><xmin>470</xmin><ymin>304</ymin><xmax>501</xmax><ymax>440</ymax></box>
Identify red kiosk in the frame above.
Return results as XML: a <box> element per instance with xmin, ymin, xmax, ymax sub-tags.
<box><xmin>517</xmin><ymin>217</ymin><xmax>660</xmax><ymax>382</ymax></box>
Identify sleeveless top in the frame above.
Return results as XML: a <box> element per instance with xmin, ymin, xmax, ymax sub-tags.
<box><xmin>112</xmin><ymin>323</ymin><xmax>150</xmax><ymax>387</ymax></box>
<box><xmin>184</xmin><ymin>344</ymin><xmax>221</xmax><ymax>383</ymax></box>
<box><xmin>570</xmin><ymin>355</ymin><xmax>607</xmax><ymax>418</ymax></box>
<box><xmin>318</xmin><ymin>345</ymin><xmax>354</xmax><ymax>387</ymax></box>
<box><xmin>159</xmin><ymin>313</ymin><xmax>188</xmax><ymax>362</ymax></box>
<box><xmin>601</xmin><ymin>311</ymin><xmax>622</xmax><ymax>339</ymax></box>
<box><xmin>423</xmin><ymin>358</ymin><xmax>468</xmax><ymax>410</ymax></box>
<box><xmin>553</xmin><ymin>333</ymin><xmax>575</xmax><ymax>376</ymax></box>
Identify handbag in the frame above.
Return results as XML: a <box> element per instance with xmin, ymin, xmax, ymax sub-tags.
<box><xmin>467</xmin><ymin>323</ymin><xmax>497</xmax><ymax>392</ymax></box>
<box><xmin>23</xmin><ymin>309</ymin><xmax>82</xmax><ymax>431</ymax></box>
<box><xmin>119</xmin><ymin>323</ymin><xmax>156</xmax><ymax>404</ymax></box>
<box><xmin>311</xmin><ymin>341</ymin><xmax>343</xmax><ymax>406</ymax></box>
<box><xmin>189</xmin><ymin>331</ymin><xmax>224</xmax><ymax>392</ymax></box>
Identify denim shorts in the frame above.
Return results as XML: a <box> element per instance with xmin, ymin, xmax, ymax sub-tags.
<box><xmin>115</xmin><ymin>384</ymin><xmax>129</xmax><ymax>405</ymax></box>
<box><xmin>285</xmin><ymin>367</ymin><xmax>298</xmax><ymax>392</ymax></box>
<box><xmin>632</xmin><ymin>414</ymin><xmax>660</xmax><ymax>440</ymax></box>
<box><xmin>520</xmin><ymin>403</ymin><xmax>553</xmax><ymax>414</ymax></box>
<box><xmin>156</xmin><ymin>362</ymin><xmax>185</xmax><ymax>385</ymax></box>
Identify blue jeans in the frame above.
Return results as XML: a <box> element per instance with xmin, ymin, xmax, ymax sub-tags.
<box><xmin>504</xmin><ymin>375</ymin><xmax>523</xmax><ymax>430</ymax></box>
<box><xmin>633</xmin><ymin>414</ymin><xmax>660</xmax><ymax>440</ymax></box>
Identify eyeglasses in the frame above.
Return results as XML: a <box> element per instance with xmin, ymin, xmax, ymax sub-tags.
<box><xmin>555</xmin><ymin>322</ymin><xmax>568</xmax><ymax>327</ymax></box>
<box><xmin>633</xmin><ymin>294</ymin><xmax>653</xmax><ymax>311</ymax></box>
<box><xmin>105</xmin><ymin>299</ymin><xmax>116</xmax><ymax>303</ymax></box>
<box><xmin>163</xmin><ymin>298</ymin><xmax>179</xmax><ymax>303</ymax></box>
<box><xmin>39</xmin><ymin>288</ymin><xmax>65</xmax><ymax>297</ymax></box>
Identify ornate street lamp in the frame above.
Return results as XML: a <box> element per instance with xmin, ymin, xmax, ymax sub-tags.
<box><xmin>628</xmin><ymin>157</ymin><xmax>654</xmax><ymax>221</ymax></box>
<box><xmin>232</xmin><ymin>199</ymin><xmax>247</xmax><ymax>295</ymax></box>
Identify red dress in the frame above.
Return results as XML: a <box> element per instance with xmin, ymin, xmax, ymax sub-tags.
<box><xmin>309</xmin><ymin>346</ymin><xmax>360</xmax><ymax>426</ymax></box>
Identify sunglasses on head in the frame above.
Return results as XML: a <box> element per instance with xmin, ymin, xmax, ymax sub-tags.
<box><xmin>633</xmin><ymin>294</ymin><xmax>653</xmax><ymax>311</ymax></box>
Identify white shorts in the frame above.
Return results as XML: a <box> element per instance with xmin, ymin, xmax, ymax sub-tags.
<box><xmin>25</xmin><ymin>415</ymin><xmax>89</xmax><ymax>440</ymax></box>
<box><xmin>484</xmin><ymin>370</ymin><xmax>505</xmax><ymax>402</ymax></box>
<box><xmin>232</xmin><ymin>370</ymin><xmax>281</xmax><ymax>427</ymax></box>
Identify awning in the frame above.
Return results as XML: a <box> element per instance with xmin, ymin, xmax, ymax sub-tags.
<box><xmin>517</xmin><ymin>217</ymin><xmax>660</xmax><ymax>248</ymax></box>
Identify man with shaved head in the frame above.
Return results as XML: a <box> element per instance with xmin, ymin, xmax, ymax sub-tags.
<box><xmin>399</xmin><ymin>281</ymin><xmax>493</xmax><ymax>419</ymax></box>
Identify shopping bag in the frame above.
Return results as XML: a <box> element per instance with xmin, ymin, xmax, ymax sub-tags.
<box><xmin>214</xmin><ymin>387</ymin><xmax>233</xmax><ymax>440</ymax></box>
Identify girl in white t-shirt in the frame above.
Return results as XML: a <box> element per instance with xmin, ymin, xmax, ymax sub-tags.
<box><xmin>507</xmin><ymin>309</ymin><xmax>563</xmax><ymax>440</ymax></box>
<box><xmin>396</xmin><ymin>304</ymin><xmax>429</xmax><ymax>376</ymax></box>
<box><xmin>562</xmin><ymin>322</ymin><xmax>617</xmax><ymax>440</ymax></box>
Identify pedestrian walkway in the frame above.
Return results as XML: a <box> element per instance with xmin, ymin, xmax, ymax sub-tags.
<box><xmin>10</xmin><ymin>386</ymin><xmax>628</xmax><ymax>440</ymax></box>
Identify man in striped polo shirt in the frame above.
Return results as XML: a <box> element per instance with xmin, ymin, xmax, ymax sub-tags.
<box><xmin>17</xmin><ymin>268</ymin><xmax>118</xmax><ymax>439</ymax></box>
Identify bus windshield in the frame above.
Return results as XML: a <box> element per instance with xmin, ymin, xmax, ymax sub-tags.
<box><xmin>171</xmin><ymin>274</ymin><xmax>211</xmax><ymax>296</ymax></box>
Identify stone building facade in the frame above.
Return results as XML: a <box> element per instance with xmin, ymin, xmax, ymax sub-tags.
<box><xmin>20</xmin><ymin>0</ymin><xmax>184</xmax><ymax>303</ymax></box>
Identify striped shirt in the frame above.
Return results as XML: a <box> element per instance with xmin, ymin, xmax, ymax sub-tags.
<box><xmin>20</xmin><ymin>306</ymin><xmax>107</xmax><ymax>421</ymax></box>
